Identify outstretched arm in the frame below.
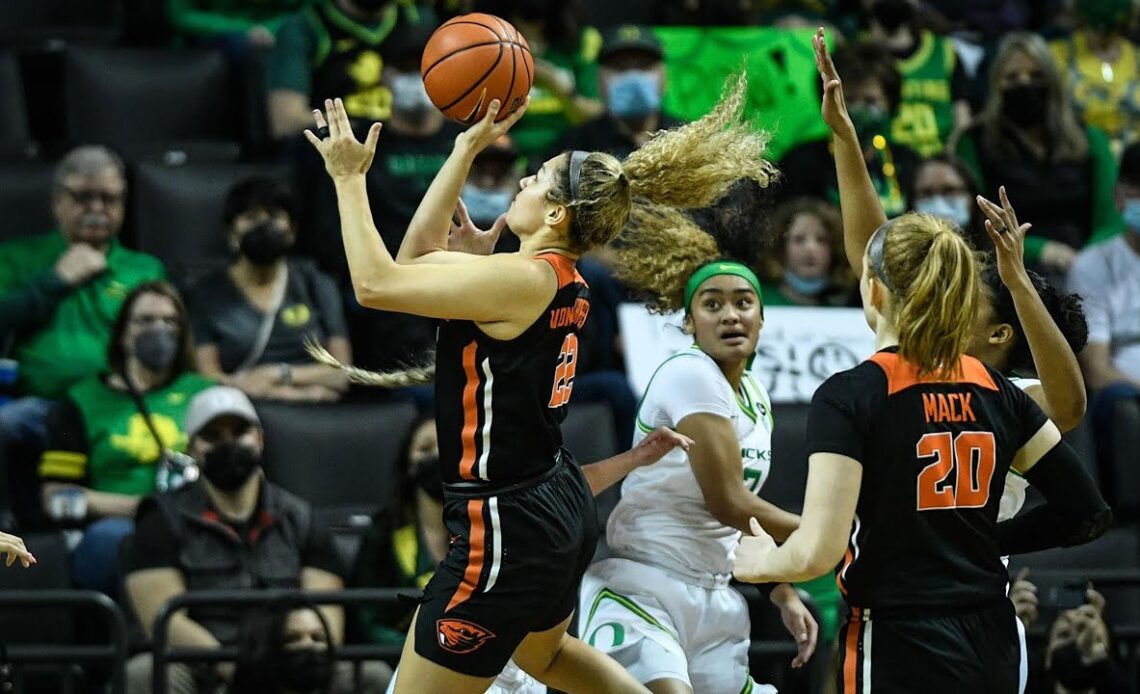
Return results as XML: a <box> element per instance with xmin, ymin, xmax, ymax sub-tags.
<box><xmin>306</xmin><ymin>99</ymin><xmax>548</xmax><ymax>324</ymax></box>
<box><xmin>977</xmin><ymin>188</ymin><xmax>1087</xmax><ymax>430</ymax></box>
<box><xmin>580</xmin><ymin>427</ymin><xmax>693</xmax><ymax>496</ymax></box>
<box><xmin>396</xmin><ymin>98</ymin><xmax>527</xmax><ymax>266</ymax></box>
<box><xmin>812</xmin><ymin>28</ymin><xmax>887</xmax><ymax>278</ymax></box>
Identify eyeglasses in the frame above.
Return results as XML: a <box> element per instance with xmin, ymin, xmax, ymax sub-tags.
<box><xmin>62</xmin><ymin>187</ymin><xmax>124</xmax><ymax>207</ymax></box>
<box><xmin>130</xmin><ymin>314</ymin><xmax>180</xmax><ymax>328</ymax></box>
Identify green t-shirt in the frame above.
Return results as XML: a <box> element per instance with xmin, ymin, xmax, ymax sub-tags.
<box><xmin>890</xmin><ymin>31</ymin><xmax>957</xmax><ymax>157</ymax></box>
<box><xmin>40</xmin><ymin>372</ymin><xmax>215</xmax><ymax>496</ymax></box>
<box><xmin>167</xmin><ymin>0</ymin><xmax>308</xmax><ymax>40</ymax></box>
<box><xmin>0</xmin><ymin>235</ymin><xmax>167</xmax><ymax>398</ymax></box>
<box><xmin>655</xmin><ymin>26</ymin><xmax>832</xmax><ymax>161</ymax></box>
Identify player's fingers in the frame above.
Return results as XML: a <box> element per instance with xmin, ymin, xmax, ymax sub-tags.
<box><xmin>999</xmin><ymin>185</ymin><xmax>1019</xmax><ymax>228</ymax></box>
<box><xmin>312</xmin><ymin>108</ymin><xmax>328</xmax><ymax>130</ymax></box>
<box><xmin>482</xmin><ymin>99</ymin><xmax>502</xmax><ymax>128</ymax></box>
<box><xmin>489</xmin><ymin>212</ymin><xmax>508</xmax><ymax>237</ymax></box>
<box><xmin>455</xmin><ymin>196</ymin><xmax>471</xmax><ymax>226</ymax></box>
<box><xmin>363</xmin><ymin>121</ymin><xmax>382</xmax><ymax>153</ymax></box>
<box><xmin>5</xmin><ymin>552</ymin><xmax>14</xmax><ymax>567</ymax></box>
<box><xmin>324</xmin><ymin>99</ymin><xmax>340</xmax><ymax>139</ymax></box>
<box><xmin>303</xmin><ymin>129</ymin><xmax>323</xmax><ymax>149</ymax></box>
<box><xmin>500</xmin><ymin>96</ymin><xmax>530</xmax><ymax>131</ymax></box>
<box><xmin>749</xmin><ymin>517</ymin><xmax>764</xmax><ymax>537</ymax></box>
<box><xmin>334</xmin><ymin>97</ymin><xmax>352</xmax><ymax>137</ymax></box>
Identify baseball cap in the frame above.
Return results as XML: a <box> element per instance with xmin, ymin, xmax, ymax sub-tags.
<box><xmin>598</xmin><ymin>25</ymin><xmax>664</xmax><ymax>64</ymax></box>
<box><xmin>185</xmin><ymin>386</ymin><xmax>261</xmax><ymax>440</ymax></box>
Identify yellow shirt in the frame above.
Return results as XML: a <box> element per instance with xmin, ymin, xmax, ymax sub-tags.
<box><xmin>1051</xmin><ymin>31</ymin><xmax>1140</xmax><ymax>156</ymax></box>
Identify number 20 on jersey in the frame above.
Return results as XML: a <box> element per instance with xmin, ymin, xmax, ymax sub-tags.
<box><xmin>915</xmin><ymin>431</ymin><xmax>997</xmax><ymax>510</ymax></box>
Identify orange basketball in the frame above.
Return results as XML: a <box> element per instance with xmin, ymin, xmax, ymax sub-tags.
<box><xmin>420</xmin><ymin>13</ymin><xmax>534</xmax><ymax>125</ymax></box>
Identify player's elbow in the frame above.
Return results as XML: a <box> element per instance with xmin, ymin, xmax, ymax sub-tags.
<box><xmin>1067</xmin><ymin>505</ymin><xmax>1113</xmax><ymax>547</ymax></box>
<box><xmin>801</xmin><ymin>535</ymin><xmax>845</xmax><ymax>578</ymax></box>
<box><xmin>1052</xmin><ymin>396</ymin><xmax>1087</xmax><ymax>433</ymax></box>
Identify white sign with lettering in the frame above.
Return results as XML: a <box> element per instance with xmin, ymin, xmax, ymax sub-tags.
<box><xmin>618</xmin><ymin>304</ymin><xmax>877</xmax><ymax>403</ymax></box>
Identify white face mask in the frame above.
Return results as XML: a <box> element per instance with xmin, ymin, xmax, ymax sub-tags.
<box><xmin>914</xmin><ymin>194</ymin><xmax>971</xmax><ymax>229</ymax></box>
<box><xmin>389</xmin><ymin>72</ymin><xmax>434</xmax><ymax>118</ymax></box>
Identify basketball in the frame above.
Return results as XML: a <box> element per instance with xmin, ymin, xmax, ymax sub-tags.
<box><xmin>420</xmin><ymin>13</ymin><xmax>534</xmax><ymax>125</ymax></box>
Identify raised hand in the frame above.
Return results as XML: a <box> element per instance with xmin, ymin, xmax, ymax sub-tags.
<box><xmin>733</xmin><ymin>517</ymin><xmax>778</xmax><ymax>583</ymax></box>
<box><xmin>304</xmin><ymin>98</ymin><xmax>383</xmax><ymax>179</ymax></box>
<box><xmin>977</xmin><ymin>185</ymin><xmax>1032</xmax><ymax>287</ymax></box>
<box><xmin>812</xmin><ymin>27</ymin><xmax>855</xmax><ymax>139</ymax></box>
<box><xmin>448</xmin><ymin>197</ymin><xmax>508</xmax><ymax>256</ymax></box>
<box><xmin>456</xmin><ymin>97</ymin><xmax>530</xmax><ymax>156</ymax></box>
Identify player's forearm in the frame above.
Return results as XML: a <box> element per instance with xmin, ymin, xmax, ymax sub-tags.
<box><xmin>580</xmin><ymin>450</ymin><xmax>642</xmax><ymax>496</ymax></box>
<box><xmin>716</xmin><ymin>495</ymin><xmax>800</xmax><ymax>542</ymax></box>
<box><xmin>332</xmin><ymin>175</ymin><xmax>398</xmax><ymax>302</ymax></box>
<box><xmin>1007</xmin><ymin>277</ymin><xmax>1086</xmax><ymax>430</ymax></box>
<box><xmin>737</xmin><ymin>532</ymin><xmax>821</xmax><ymax>584</ymax></box>
<box><xmin>833</xmin><ymin>127</ymin><xmax>887</xmax><ymax>278</ymax></box>
<box><xmin>396</xmin><ymin>144</ymin><xmax>478</xmax><ymax>263</ymax></box>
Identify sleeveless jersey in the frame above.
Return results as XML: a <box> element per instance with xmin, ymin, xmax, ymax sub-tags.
<box><xmin>434</xmin><ymin>254</ymin><xmax>590</xmax><ymax>486</ymax></box>
<box><xmin>304</xmin><ymin>1</ymin><xmax>423</xmax><ymax>122</ymax></box>
<box><xmin>606</xmin><ymin>348</ymin><xmax>774</xmax><ymax>584</ymax></box>
<box><xmin>890</xmin><ymin>31</ymin><xmax>957</xmax><ymax>157</ymax></box>
<box><xmin>807</xmin><ymin>348</ymin><xmax>1047</xmax><ymax>612</ymax></box>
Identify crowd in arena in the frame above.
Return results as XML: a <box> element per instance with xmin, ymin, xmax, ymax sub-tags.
<box><xmin>1</xmin><ymin>0</ymin><xmax>1139</xmax><ymax>693</ymax></box>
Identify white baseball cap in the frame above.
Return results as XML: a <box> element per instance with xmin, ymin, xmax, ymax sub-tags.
<box><xmin>184</xmin><ymin>386</ymin><xmax>261</xmax><ymax>440</ymax></box>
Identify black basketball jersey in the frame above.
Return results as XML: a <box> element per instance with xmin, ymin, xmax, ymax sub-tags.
<box><xmin>807</xmin><ymin>347</ymin><xmax>1048</xmax><ymax>613</ymax></box>
<box><xmin>434</xmin><ymin>253</ymin><xmax>590</xmax><ymax>486</ymax></box>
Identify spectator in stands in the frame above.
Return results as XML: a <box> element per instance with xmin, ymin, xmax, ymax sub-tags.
<box><xmin>189</xmin><ymin>177</ymin><xmax>352</xmax><ymax>403</ymax></box>
<box><xmin>123</xmin><ymin>385</ymin><xmax>391</xmax><ymax>694</ymax></box>
<box><xmin>760</xmin><ymin>198</ymin><xmax>857</xmax><ymax>307</ymax></box>
<box><xmin>461</xmin><ymin>135</ymin><xmax>523</xmax><ymax>253</ymax></box>
<box><xmin>167</xmin><ymin>0</ymin><xmax>306</xmax><ymax>52</ymax></box>
<box><xmin>1050</xmin><ymin>0</ymin><xmax>1140</xmax><ymax>156</ymax></box>
<box><xmin>264</xmin><ymin>0</ymin><xmax>434</xmax><ymax>140</ymax></box>
<box><xmin>954</xmin><ymin>32</ymin><xmax>1121</xmax><ymax>279</ymax></box>
<box><xmin>1068</xmin><ymin>141</ymin><xmax>1140</xmax><ymax>471</ymax></box>
<box><xmin>1028</xmin><ymin>582</ymin><xmax>1129</xmax><ymax>693</ymax></box>
<box><xmin>230</xmin><ymin>600</ymin><xmax>336</xmax><ymax>694</ymax></box>
<box><xmin>548</xmin><ymin>24</ymin><xmax>682</xmax><ymax>163</ymax></box>
<box><xmin>0</xmin><ymin>146</ymin><xmax>166</xmax><ymax>527</ymax></box>
<box><xmin>38</xmin><ymin>281</ymin><xmax>213</xmax><ymax>596</ymax></box>
<box><xmin>863</xmin><ymin>0</ymin><xmax>972</xmax><ymax>156</ymax></box>
<box><xmin>777</xmin><ymin>42</ymin><xmax>921</xmax><ymax>218</ymax></box>
<box><xmin>0</xmin><ymin>530</ymin><xmax>34</xmax><ymax>568</ymax></box>
<box><xmin>478</xmin><ymin>0</ymin><xmax>603</xmax><ymax>160</ymax></box>
<box><xmin>907</xmin><ymin>154</ymin><xmax>987</xmax><ymax>247</ymax></box>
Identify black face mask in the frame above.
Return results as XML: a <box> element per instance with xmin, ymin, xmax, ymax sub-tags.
<box><xmin>1050</xmin><ymin>641</ymin><xmax>1102</xmax><ymax>690</ymax></box>
<box><xmin>239</xmin><ymin>222</ymin><xmax>292</xmax><ymax>266</ymax></box>
<box><xmin>133</xmin><ymin>328</ymin><xmax>180</xmax><ymax>372</ymax></box>
<box><xmin>202</xmin><ymin>441</ymin><xmax>260</xmax><ymax>492</ymax></box>
<box><xmin>1001</xmin><ymin>84</ymin><xmax>1049</xmax><ymax>127</ymax></box>
<box><xmin>412</xmin><ymin>455</ymin><xmax>444</xmax><ymax>502</ymax></box>
<box><xmin>280</xmin><ymin>647</ymin><xmax>333</xmax><ymax>693</ymax></box>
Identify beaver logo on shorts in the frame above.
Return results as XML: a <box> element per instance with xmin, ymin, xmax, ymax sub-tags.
<box><xmin>437</xmin><ymin>618</ymin><xmax>496</xmax><ymax>654</ymax></box>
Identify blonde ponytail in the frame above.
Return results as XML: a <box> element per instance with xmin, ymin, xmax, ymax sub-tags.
<box><xmin>304</xmin><ymin>338</ymin><xmax>435</xmax><ymax>388</ymax></box>
<box><xmin>877</xmin><ymin>214</ymin><xmax>984</xmax><ymax>377</ymax></box>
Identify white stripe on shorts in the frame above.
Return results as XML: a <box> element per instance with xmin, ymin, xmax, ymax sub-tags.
<box><xmin>477</xmin><ymin>358</ymin><xmax>494</xmax><ymax>480</ymax></box>
<box><xmin>862</xmin><ymin>620</ymin><xmax>873</xmax><ymax>694</ymax></box>
<box><xmin>485</xmin><ymin>496</ymin><xmax>503</xmax><ymax>592</ymax></box>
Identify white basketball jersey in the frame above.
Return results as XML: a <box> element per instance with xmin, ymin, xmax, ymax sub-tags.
<box><xmin>999</xmin><ymin>377</ymin><xmax>1039</xmax><ymax>523</ymax></box>
<box><xmin>606</xmin><ymin>348</ymin><xmax>774</xmax><ymax>584</ymax></box>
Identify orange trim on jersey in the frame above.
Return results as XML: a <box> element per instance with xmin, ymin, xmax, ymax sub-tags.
<box><xmin>843</xmin><ymin>608</ymin><xmax>863</xmax><ymax>693</ymax></box>
<box><xmin>446</xmin><ymin>499</ymin><xmax>486</xmax><ymax>612</ymax></box>
<box><xmin>535</xmin><ymin>252</ymin><xmax>587</xmax><ymax>289</ymax></box>
<box><xmin>458</xmin><ymin>341</ymin><xmax>481</xmax><ymax>480</ymax></box>
<box><xmin>868</xmin><ymin>351</ymin><xmax>998</xmax><ymax>396</ymax></box>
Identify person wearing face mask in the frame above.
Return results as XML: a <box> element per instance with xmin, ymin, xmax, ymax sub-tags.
<box><xmin>0</xmin><ymin>146</ymin><xmax>166</xmax><ymax>528</ymax></box>
<box><xmin>190</xmin><ymin>176</ymin><xmax>353</xmax><ymax>402</ymax></box>
<box><xmin>953</xmin><ymin>32</ymin><xmax>1121</xmax><ymax>281</ymax></box>
<box><xmin>777</xmin><ymin>42</ymin><xmax>922</xmax><ymax>218</ymax></box>
<box><xmin>908</xmin><ymin>155</ymin><xmax>987</xmax><ymax>246</ymax></box>
<box><xmin>861</xmin><ymin>0</ymin><xmax>972</xmax><ymax>156</ymax></box>
<box><xmin>264</xmin><ymin>0</ymin><xmax>436</xmax><ymax>140</ymax></box>
<box><xmin>230</xmin><ymin>601</ymin><xmax>338</xmax><ymax>694</ymax></box>
<box><xmin>548</xmin><ymin>24</ymin><xmax>683</xmax><ymax>164</ymax></box>
<box><xmin>1068</xmin><ymin>141</ymin><xmax>1140</xmax><ymax>481</ymax></box>
<box><xmin>37</xmin><ymin>282</ymin><xmax>213</xmax><ymax>596</ymax></box>
<box><xmin>460</xmin><ymin>135</ymin><xmax>523</xmax><ymax>253</ymax></box>
<box><xmin>123</xmin><ymin>385</ymin><xmax>392</xmax><ymax>694</ymax></box>
<box><xmin>759</xmin><ymin>198</ymin><xmax>857</xmax><ymax>307</ymax></box>
<box><xmin>1050</xmin><ymin>0</ymin><xmax>1140</xmax><ymax>157</ymax></box>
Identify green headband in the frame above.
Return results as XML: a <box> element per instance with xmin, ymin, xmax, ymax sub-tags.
<box><xmin>683</xmin><ymin>261</ymin><xmax>763</xmax><ymax>312</ymax></box>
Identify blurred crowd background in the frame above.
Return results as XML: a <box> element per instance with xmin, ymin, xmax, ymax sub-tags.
<box><xmin>1</xmin><ymin>0</ymin><xmax>1140</xmax><ymax>693</ymax></box>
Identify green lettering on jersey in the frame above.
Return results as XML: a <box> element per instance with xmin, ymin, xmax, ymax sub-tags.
<box><xmin>743</xmin><ymin>468</ymin><xmax>764</xmax><ymax>493</ymax></box>
<box><xmin>587</xmin><ymin>622</ymin><xmax>626</xmax><ymax>648</ymax></box>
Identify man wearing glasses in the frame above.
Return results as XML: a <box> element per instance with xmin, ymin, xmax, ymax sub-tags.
<box><xmin>0</xmin><ymin>145</ymin><xmax>166</xmax><ymax>527</ymax></box>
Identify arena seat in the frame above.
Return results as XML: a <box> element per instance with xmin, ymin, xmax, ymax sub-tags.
<box><xmin>1108</xmin><ymin>399</ymin><xmax>1140</xmax><ymax>520</ymax></box>
<box><xmin>0</xmin><ymin>530</ymin><xmax>74</xmax><ymax>644</ymax></box>
<box><xmin>0</xmin><ymin>51</ymin><xmax>35</xmax><ymax>161</ymax></box>
<box><xmin>256</xmin><ymin>400</ymin><xmax>418</xmax><ymax>527</ymax></box>
<box><xmin>0</xmin><ymin>159</ymin><xmax>57</xmax><ymax>242</ymax></box>
<box><xmin>0</xmin><ymin>0</ymin><xmax>122</xmax><ymax>46</ymax></box>
<box><xmin>64</xmin><ymin>47</ymin><xmax>239</xmax><ymax>161</ymax></box>
<box><xmin>131</xmin><ymin>161</ymin><xmax>289</xmax><ymax>289</ymax></box>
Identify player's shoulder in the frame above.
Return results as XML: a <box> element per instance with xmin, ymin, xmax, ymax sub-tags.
<box><xmin>817</xmin><ymin>358</ymin><xmax>888</xmax><ymax>398</ymax></box>
<box><xmin>649</xmin><ymin>348</ymin><xmax>724</xmax><ymax>385</ymax></box>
